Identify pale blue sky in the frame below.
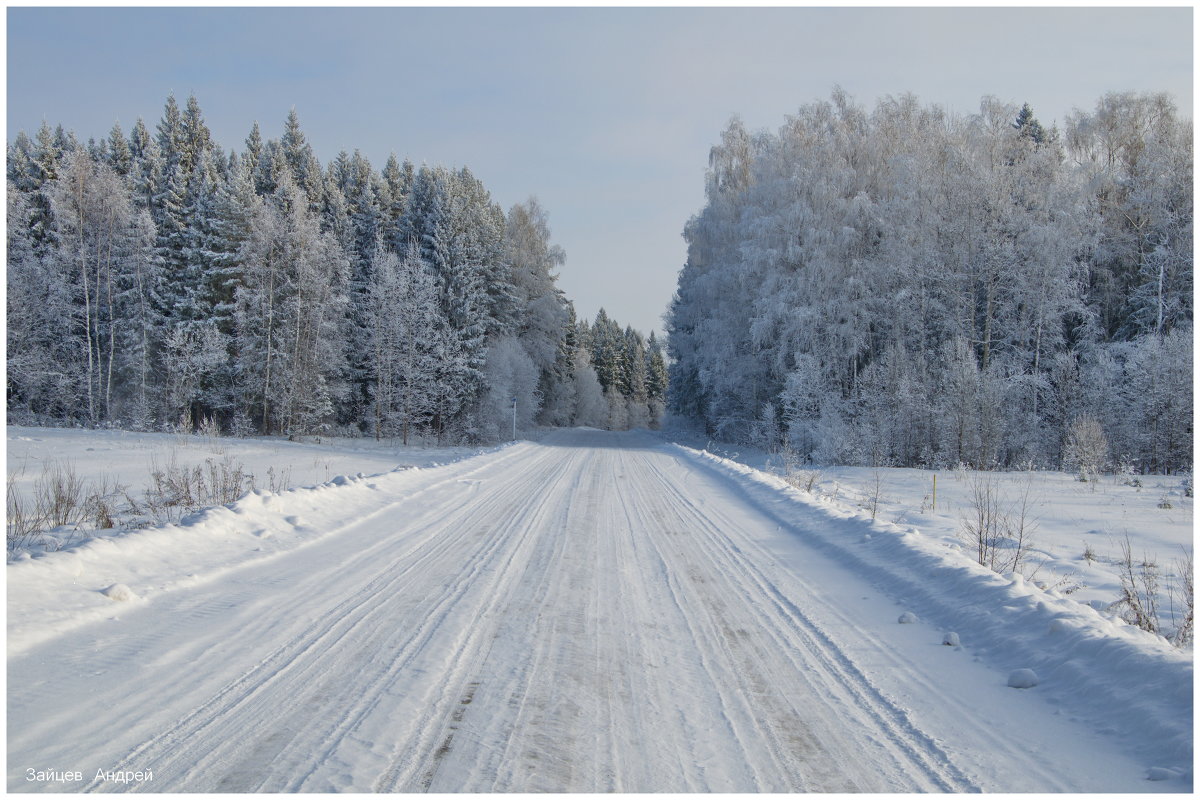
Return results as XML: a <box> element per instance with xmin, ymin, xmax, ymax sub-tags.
<box><xmin>7</xmin><ymin>7</ymin><xmax>1193</xmax><ymax>337</ymax></box>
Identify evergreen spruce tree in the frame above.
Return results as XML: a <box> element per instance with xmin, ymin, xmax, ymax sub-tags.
<box><xmin>128</xmin><ymin>118</ymin><xmax>163</xmax><ymax>215</ymax></box>
<box><xmin>181</xmin><ymin>95</ymin><xmax>212</xmax><ymax>179</ymax></box>
<box><xmin>590</xmin><ymin>309</ymin><xmax>624</xmax><ymax>393</ymax></box>
<box><xmin>1013</xmin><ymin>102</ymin><xmax>1048</xmax><ymax>146</ymax></box>
<box><xmin>155</xmin><ymin>94</ymin><xmax>186</xmax><ymax>180</ymax></box>
<box><xmin>106</xmin><ymin>122</ymin><xmax>133</xmax><ymax>177</ymax></box>
<box><xmin>7</xmin><ymin>131</ymin><xmax>36</xmax><ymax>190</ymax></box>
<box><xmin>380</xmin><ymin>154</ymin><xmax>412</xmax><ymax>249</ymax></box>
<box><xmin>280</xmin><ymin>108</ymin><xmax>323</xmax><ymax>210</ymax></box>
<box><xmin>243</xmin><ymin>122</ymin><xmax>266</xmax><ymax>194</ymax></box>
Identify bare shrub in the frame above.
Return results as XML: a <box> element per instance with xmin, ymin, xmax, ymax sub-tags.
<box><xmin>1170</xmin><ymin>548</ymin><xmax>1193</xmax><ymax>647</ymax></box>
<box><xmin>960</xmin><ymin>473</ymin><xmax>1004</xmax><ymax>569</ymax></box>
<box><xmin>265</xmin><ymin>465</ymin><xmax>292</xmax><ymax>494</ymax></box>
<box><xmin>1063</xmin><ymin>415</ymin><xmax>1108</xmax><ymax>479</ymax></box>
<box><xmin>205</xmin><ymin>454</ymin><xmax>252</xmax><ymax>505</ymax></box>
<box><xmin>959</xmin><ymin>472</ymin><xmax>1038</xmax><ymax>575</ymax></box>
<box><xmin>7</xmin><ymin>462</ymin><xmax>126</xmax><ymax>556</ymax></box>
<box><xmin>197</xmin><ymin>414</ymin><xmax>221</xmax><ymax>440</ymax></box>
<box><xmin>865</xmin><ymin>467</ymin><xmax>885</xmax><ymax>520</ymax></box>
<box><xmin>1027</xmin><ymin>564</ymin><xmax>1083</xmax><ymax>595</ymax></box>
<box><xmin>7</xmin><ymin>472</ymin><xmax>43</xmax><ymax>555</ymax></box>
<box><xmin>34</xmin><ymin>459</ymin><xmax>87</xmax><ymax>528</ymax></box>
<box><xmin>774</xmin><ymin>443</ymin><xmax>822</xmax><ymax>494</ymax></box>
<box><xmin>171</xmin><ymin>407</ymin><xmax>194</xmax><ymax>437</ymax></box>
<box><xmin>89</xmin><ymin>495</ymin><xmax>116</xmax><ymax>529</ymax></box>
<box><xmin>83</xmin><ymin>475</ymin><xmax>126</xmax><ymax>530</ymax></box>
<box><xmin>145</xmin><ymin>453</ymin><xmax>197</xmax><ymax>518</ymax></box>
<box><xmin>1113</xmin><ymin>534</ymin><xmax>1161</xmax><ymax>635</ymax></box>
<box><xmin>145</xmin><ymin>452</ymin><xmax>255</xmax><ymax>521</ymax></box>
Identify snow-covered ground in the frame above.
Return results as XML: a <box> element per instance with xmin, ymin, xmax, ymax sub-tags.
<box><xmin>7</xmin><ymin>425</ymin><xmax>484</xmax><ymax>510</ymax></box>
<box><xmin>6</xmin><ymin>425</ymin><xmax>487</xmax><ymax>556</ymax></box>
<box><xmin>683</xmin><ymin>436</ymin><xmax>1194</xmax><ymax>643</ymax></box>
<box><xmin>819</xmin><ymin>464</ymin><xmax>1192</xmax><ymax>631</ymax></box>
<box><xmin>7</xmin><ymin>426</ymin><xmax>1193</xmax><ymax>792</ymax></box>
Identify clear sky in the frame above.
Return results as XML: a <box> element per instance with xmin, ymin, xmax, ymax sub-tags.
<box><xmin>7</xmin><ymin>6</ymin><xmax>1193</xmax><ymax>337</ymax></box>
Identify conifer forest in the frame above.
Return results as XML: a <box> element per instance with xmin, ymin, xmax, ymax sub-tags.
<box><xmin>6</xmin><ymin>91</ymin><xmax>1191</xmax><ymax>473</ymax></box>
<box><xmin>6</xmin><ymin>96</ymin><xmax>668</xmax><ymax>442</ymax></box>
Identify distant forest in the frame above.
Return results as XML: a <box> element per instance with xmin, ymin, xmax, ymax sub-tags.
<box><xmin>7</xmin><ymin>96</ymin><xmax>667</xmax><ymax>442</ymax></box>
<box><xmin>668</xmin><ymin>91</ymin><xmax>1192</xmax><ymax>472</ymax></box>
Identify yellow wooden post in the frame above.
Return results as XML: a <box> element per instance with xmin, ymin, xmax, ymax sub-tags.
<box><xmin>932</xmin><ymin>473</ymin><xmax>937</xmax><ymax>511</ymax></box>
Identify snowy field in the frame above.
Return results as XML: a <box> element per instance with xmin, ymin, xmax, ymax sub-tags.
<box><xmin>7</xmin><ymin>425</ymin><xmax>1193</xmax><ymax>792</ymax></box>
<box><xmin>7</xmin><ymin>425</ymin><xmax>485</xmax><ymax>512</ymax></box>
<box><xmin>6</xmin><ymin>425</ymin><xmax>488</xmax><ymax>556</ymax></box>
<box><xmin>685</xmin><ymin>438</ymin><xmax>1195</xmax><ymax>644</ymax></box>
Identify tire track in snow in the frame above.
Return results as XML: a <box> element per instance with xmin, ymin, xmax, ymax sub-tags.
<box><xmin>615</xmin><ymin>447</ymin><xmax>868</xmax><ymax>790</ymax></box>
<box><xmin>65</xmin><ymin>442</ymin><xmax>578</xmax><ymax>791</ymax></box>
<box><xmin>630</xmin><ymin>449</ymin><xmax>973</xmax><ymax>791</ymax></box>
<box><xmin>370</xmin><ymin>446</ymin><xmax>588</xmax><ymax>792</ymax></box>
<box><xmin>224</xmin><ymin>442</ymin><xmax>579</xmax><ymax>792</ymax></box>
<box><xmin>10</xmin><ymin>430</ymin><xmax>1114</xmax><ymax>793</ymax></box>
<box><xmin>654</xmin><ymin>450</ymin><xmax>1091</xmax><ymax>792</ymax></box>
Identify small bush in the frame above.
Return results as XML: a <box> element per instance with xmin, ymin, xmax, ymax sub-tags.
<box><xmin>1170</xmin><ymin>549</ymin><xmax>1193</xmax><ymax>648</ymax></box>
<box><xmin>1113</xmin><ymin>535</ymin><xmax>1161</xmax><ymax>635</ymax></box>
<box><xmin>864</xmin><ymin>467</ymin><xmax>885</xmax><ymax>520</ymax></box>
<box><xmin>145</xmin><ymin>452</ymin><xmax>255</xmax><ymax>521</ymax></box>
<box><xmin>958</xmin><ymin>472</ymin><xmax>1038</xmax><ymax>575</ymax></box>
<box><xmin>7</xmin><ymin>472</ymin><xmax>42</xmax><ymax>555</ymax></box>
<box><xmin>7</xmin><ymin>461</ymin><xmax>125</xmax><ymax>557</ymax></box>
<box><xmin>265</xmin><ymin>465</ymin><xmax>292</xmax><ymax>494</ymax></box>
<box><xmin>34</xmin><ymin>459</ymin><xmax>87</xmax><ymax>528</ymax></box>
<box><xmin>197</xmin><ymin>414</ymin><xmax>221</xmax><ymax>440</ymax></box>
<box><xmin>83</xmin><ymin>475</ymin><xmax>124</xmax><ymax>529</ymax></box>
<box><xmin>1063</xmin><ymin>415</ymin><xmax>1108</xmax><ymax>478</ymax></box>
<box><xmin>774</xmin><ymin>444</ymin><xmax>822</xmax><ymax>494</ymax></box>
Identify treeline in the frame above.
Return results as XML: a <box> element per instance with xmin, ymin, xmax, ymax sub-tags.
<box><xmin>668</xmin><ymin>91</ymin><xmax>1191</xmax><ymax>472</ymax></box>
<box><xmin>6</xmin><ymin>95</ymin><xmax>666</xmax><ymax>441</ymax></box>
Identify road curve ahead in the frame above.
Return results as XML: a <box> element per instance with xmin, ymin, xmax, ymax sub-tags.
<box><xmin>6</xmin><ymin>429</ymin><xmax>1143</xmax><ymax>792</ymax></box>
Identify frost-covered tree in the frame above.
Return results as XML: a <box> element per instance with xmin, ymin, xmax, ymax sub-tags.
<box><xmin>1066</xmin><ymin>92</ymin><xmax>1192</xmax><ymax>340</ymax></box>
<box><xmin>505</xmin><ymin>198</ymin><xmax>574</xmax><ymax>425</ymax></box>
<box><xmin>40</xmin><ymin>150</ymin><xmax>158</xmax><ymax>424</ymax></box>
<box><xmin>1063</xmin><ymin>415</ymin><xmax>1108</xmax><ymax>477</ymax></box>
<box><xmin>8</xmin><ymin>93</ymin><xmax>624</xmax><ymax>443</ymax></box>
<box><xmin>645</xmin><ymin>332</ymin><xmax>669</xmax><ymax>428</ymax></box>
<box><xmin>668</xmin><ymin>89</ymin><xmax>1190</xmax><ymax>471</ymax></box>
<box><xmin>280</xmin><ymin>107</ymin><xmax>323</xmax><ymax>210</ymax></box>
<box><xmin>571</xmin><ymin>349</ymin><xmax>608</xmax><ymax>429</ymax></box>
<box><xmin>367</xmin><ymin>242</ymin><xmax>449</xmax><ymax>444</ymax></box>
<box><xmin>7</xmin><ymin>186</ymin><xmax>82</xmax><ymax>420</ymax></box>
<box><xmin>106</xmin><ymin>122</ymin><xmax>132</xmax><ymax>178</ymax></box>
<box><xmin>589</xmin><ymin>309</ymin><xmax>625</xmax><ymax>394</ymax></box>
<box><xmin>234</xmin><ymin>174</ymin><xmax>349</xmax><ymax>435</ymax></box>
<box><xmin>478</xmin><ymin>337</ymin><xmax>541</xmax><ymax>441</ymax></box>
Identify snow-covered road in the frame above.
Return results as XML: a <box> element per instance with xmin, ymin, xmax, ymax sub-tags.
<box><xmin>7</xmin><ymin>430</ymin><xmax>1183</xmax><ymax>792</ymax></box>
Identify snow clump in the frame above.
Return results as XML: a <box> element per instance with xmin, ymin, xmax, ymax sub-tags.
<box><xmin>1146</xmin><ymin>767</ymin><xmax>1181</xmax><ymax>782</ymax></box>
<box><xmin>942</xmin><ymin>631</ymin><xmax>960</xmax><ymax>647</ymax></box>
<box><xmin>1007</xmin><ymin>668</ymin><xmax>1039</xmax><ymax>689</ymax></box>
<box><xmin>101</xmin><ymin>583</ymin><xmax>139</xmax><ymax>602</ymax></box>
<box><xmin>897</xmin><ymin>611</ymin><xmax>918</xmax><ymax>624</ymax></box>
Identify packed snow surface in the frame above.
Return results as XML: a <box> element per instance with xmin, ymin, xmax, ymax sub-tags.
<box><xmin>7</xmin><ymin>428</ymin><xmax>1192</xmax><ymax>792</ymax></box>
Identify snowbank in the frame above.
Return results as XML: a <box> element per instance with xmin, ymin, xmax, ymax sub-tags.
<box><xmin>671</xmin><ymin>443</ymin><xmax>1193</xmax><ymax>779</ymax></box>
<box><xmin>8</xmin><ymin>436</ymin><xmax>517</xmax><ymax>656</ymax></box>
